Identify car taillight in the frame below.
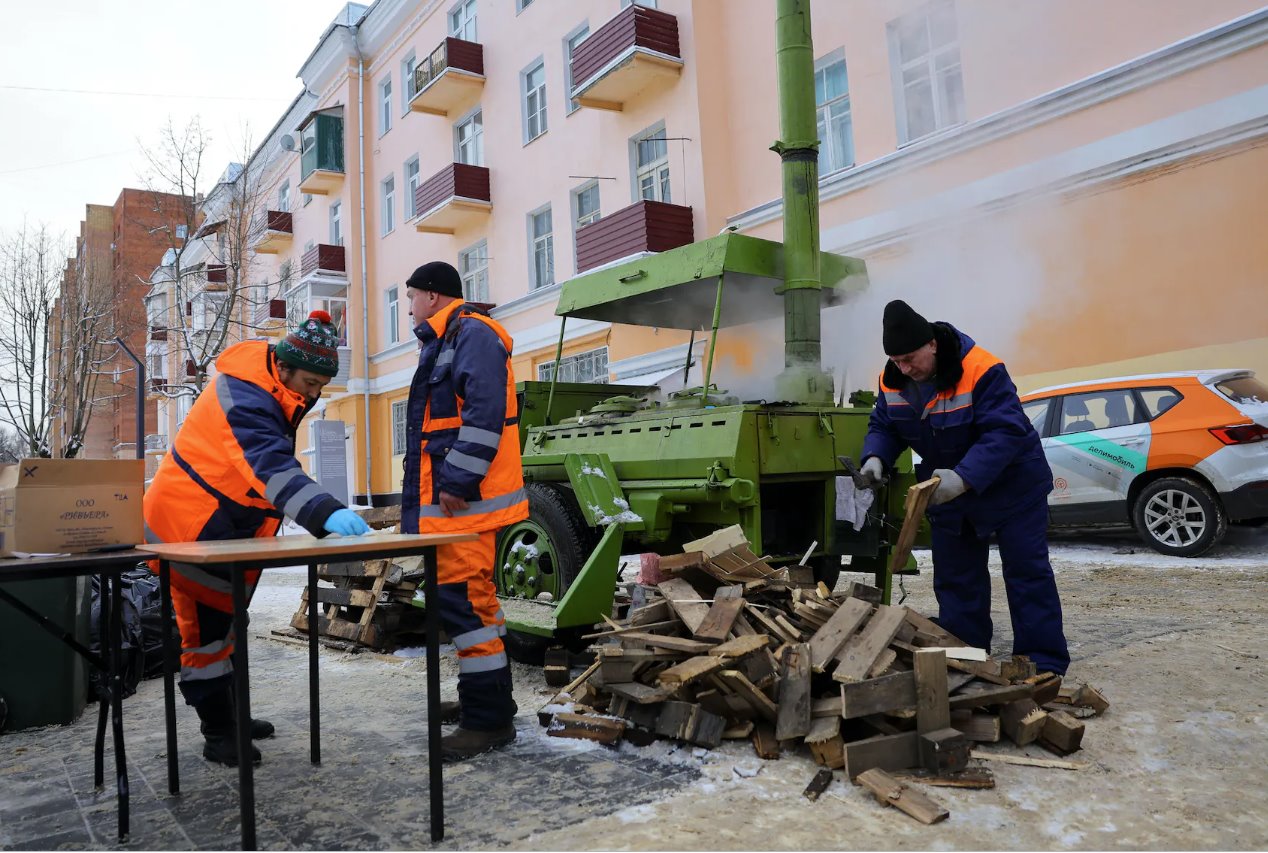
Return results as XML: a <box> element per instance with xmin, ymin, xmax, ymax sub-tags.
<box><xmin>1209</xmin><ymin>423</ymin><xmax>1268</xmax><ymax>445</ymax></box>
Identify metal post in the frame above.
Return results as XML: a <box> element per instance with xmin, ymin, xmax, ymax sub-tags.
<box><xmin>773</xmin><ymin>0</ymin><xmax>832</xmax><ymax>404</ymax></box>
<box><xmin>701</xmin><ymin>275</ymin><xmax>725</xmax><ymax>408</ymax></box>
<box><xmin>544</xmin><ymin>318</ymin><xmax>566</xmax><ymax>425</ymax></box>
<box><xmin>308</xmin><ymin>561</ymin><xmax>321</xmax><ymax>765</ymax></box>
<box><xmin>423</xmin><ymin>544</ymin><xmax>444</xmax><ymax>841</ymax></box>
<box><xmin>114</xmin><ymin>337</ymin><xmax>145</xmax><ymax>460</ymax></box>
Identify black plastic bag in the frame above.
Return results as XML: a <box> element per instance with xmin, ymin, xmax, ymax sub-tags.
<box><xmin>89</xmin><ymin>564</ymin><xmax>174</xmax><ymax>700</ymax></box>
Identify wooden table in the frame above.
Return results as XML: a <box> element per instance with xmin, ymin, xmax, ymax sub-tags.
<box><xmin>0</xmin><ymin>548</ymin><xmax>154</xmax><ymax>841</ymax></box>
<box><xmin>139</xmin><ymin>533</ymin><xmax>476</xmax><ymax>850</ymax></box>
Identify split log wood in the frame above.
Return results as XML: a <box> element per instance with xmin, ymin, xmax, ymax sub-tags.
<box><xmin>889</xmin><ymin>478</ymin><xmax>941</xmax><ymax>573</ymax></box>
<box><xmin>842</xmin><ymin>731</ymin><xmax>919</xmax><ymax>779</ymax></box>
<box><xmin>914</xmin><ymin>649</ymin><xmax>950</xmax><ymax>734</ymax></box>
<box><xmin>547</xmin><ymin>712</ymin><xmax>625</xmax><ymax>744</ymax></box>
<box><xmin>805</xmin><ymin>716</ymin><xmax>845</xmax><ymax>769</ymax></box>
<box><xmin>751</xmin><ymin>723</ymin><xmax>781</xmax><ymax>759</ymax></box>
<box><xmin>1000</xmin><ymin>698</ymin><xmax>1047</xmax><ymax>746</ymax></box>
<box><xmin>803</xmin><ymin>768</ymin><xmax>835</xmax><ymax>802</ymax></box>
<box><xmin>1040</xmin><ymin>710</ymin><xmax>1085</xmax><ymax>755</ymax></box>
<box><xmin>950</xmin><ymin>710</ymin><xmax>1001</xmax><ymax>743</ymax></box>
<box><xmin>854</xmin><ymin>768</ymin><xmax>949</xmax><ymax>825</ymax></box>
<box><xmin>918</xmin><ymin>727</ymin><xmax>970</xmax><ymax>774</ymax></box>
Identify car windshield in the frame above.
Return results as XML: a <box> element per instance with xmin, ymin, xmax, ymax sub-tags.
<box><xmin>1215</xmin><ymin>376</ymin><xmax>1268</xmax><ymax>405</ymax></box>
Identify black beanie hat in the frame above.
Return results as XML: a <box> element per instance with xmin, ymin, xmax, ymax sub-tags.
<box><xmin>882</xmin><ymin>299</ymin><xmax>934</xmax><ymax>356</ymax></box>
<box><xmin>405</xmin><ymin>260</ymin><xmax>464</xmax><ymax>299</ymax></box>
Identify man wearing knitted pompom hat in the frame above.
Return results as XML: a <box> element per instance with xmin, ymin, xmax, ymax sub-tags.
<box><xmin>143</xmin><ymin>309</ymin><xmax>371</xmax><ymax>767</ymax></box>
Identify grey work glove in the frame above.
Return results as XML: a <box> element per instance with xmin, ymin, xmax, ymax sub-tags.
<box><xmin>858</xmin><ymin>456</ymin><xmax>887</xmax><ymax>488</ymax></box>
<box><xmin>929</xmin><ymin>468</ymin><xmax>968</xmax><ymax>506</ymax></box>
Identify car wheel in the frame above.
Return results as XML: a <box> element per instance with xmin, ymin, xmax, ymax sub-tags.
<box><xmin>1132</xmin><ymin>476</ymin><xmax>1227</xmax><ymax>557</ymax></box>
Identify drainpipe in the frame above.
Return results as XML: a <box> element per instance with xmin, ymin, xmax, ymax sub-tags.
<box><xmin>352</xmin><ymin>23</ymin><xmax>374</xmax><ymax>506</ymax></box>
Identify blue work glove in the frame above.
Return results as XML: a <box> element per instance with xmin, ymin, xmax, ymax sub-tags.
<box><xmin>929</xmin><ymin>469</ymin><xmax>968</xmax><ymax>506</ymax></box>
<box><xmin>323</xmin><ymin>508</ymin><xmax>371</xmax><ymax>536</ymax></box>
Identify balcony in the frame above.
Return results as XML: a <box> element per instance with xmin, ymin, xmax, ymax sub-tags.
<box><xmin>206</xmin><ymin>264</ymin><xmax>227</xmax><ymax>289</ymax></box>
<box><xmin>301</xmin><ymin>244</ymin><xmax>346</xmax><ymax>278</ymax></box>
<box><xmin>409</xmin><ymin>37</ymin><xmax>485</xmax><ymax>117</ymax></box>
<box><xmin>144</xmin><ymin>433</ymin><xmax>168</xmax><ymax>452</ymax></box>
<box><xmin>412</xmin><ymin>163</ymin><xmax>491</xmax><ymax>235</ymax></box>
<box><xmin>571</xmin><ymin>4</ymin><xmax>683</xmax><ymax>112</ymax></box>
<box><xmin>252</xmin><ymin>210</ymin><xmax>293</xmax><ymax>254</ymax></box>
<box><xmin>298</xmin><ymin>111</ymin><xmax>345</xmax><ymax>195</ymax></box>
<box><xmin>575</xmin><ymin>199</ymin><xmax>693</xmax><ymax>273</ymax></box>
<box><xmin>149</xmin><ymin>325</ymin><xmax>167</xmax><ymax>342</ymax></box>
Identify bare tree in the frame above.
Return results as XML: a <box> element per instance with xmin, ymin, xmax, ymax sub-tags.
<box><xmin>0</xmin><ymin>427</ymin><xmax>24</xmax><ymax>463</ymax></box>
<box><xmin>140</xmin><ymin>118</ymin><xmax>294</xmax><ymax>400</ymax></box>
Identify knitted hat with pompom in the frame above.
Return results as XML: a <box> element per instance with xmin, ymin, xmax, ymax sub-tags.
<box><xmin>276</xmin><ymin>309</ymin><xmax>340</xmax><ymax>377</ymax></box>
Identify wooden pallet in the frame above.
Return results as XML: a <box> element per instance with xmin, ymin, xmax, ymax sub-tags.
<box><xmin>290</xmin><ymin>558</ymin><xmax>408</xmax><ymax>649</ymax></box>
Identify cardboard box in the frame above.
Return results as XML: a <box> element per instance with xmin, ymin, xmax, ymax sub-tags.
<box><xmin>0</xmin><ymin>459</ymin><xmax>144</xmax><ymax>556</ymax></box>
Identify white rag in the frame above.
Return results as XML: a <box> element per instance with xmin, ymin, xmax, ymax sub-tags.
<box><xmin>835</xmin><ymin>476</ymin><xmax>875</xmax><ymax>531</ymax></box>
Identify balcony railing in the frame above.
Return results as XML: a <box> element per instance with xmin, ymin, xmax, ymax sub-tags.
<box><xmin>413</xmin><ymin>163</ymin><xmax>491</xmax><ymax>235</ymax></box>
<box><xmin>206</xmin><ymin>264</ymin><xmax>227</xmax><ymax>285</ymax></box>
<box><xmin>149</xmin><ymin>325</ymin><xmax>167</xmax><ymax>342</ymax></box>
<box><xmin>253</xmin><ymin>211</ymin><xmax>293</xmax><ymax>254</ymax></box>
<box><xmin>299</xmin><ymin>112</ymin><xmax>345</xmax><ymax>194</ymax></box>
<box><xmin>575</xmin><ymin>199</ymin><xmax>693</xmax><ymax>273</ymax></box>
<box><xmin>410</xmin><ymin>37</ymin><xmax>485</xmax><ymax>117</ymax></box>
<box><xmin>301</xmin><ymin>244</ymin><xmax>347</xmax><ymax>277</ymax></box>
<box><xmin>571</xmin><ymin>4</ymin><xmax>683</xmax><ymax>111</ymax></box>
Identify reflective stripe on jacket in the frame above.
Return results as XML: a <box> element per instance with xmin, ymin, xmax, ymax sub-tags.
<box><xmin>144</xmin><ymin>340</ymin><xmax>343</xmax><ymax>552</ymax></box>
<box><xmin>401</xmin><ymin>301</ymin><xmax>528</xmax><ymax>535</ymax></box>
<box><xmin>861</xmin><ymin>324</ymin><xmax>1052</xmax><ymax>533</ymax></box>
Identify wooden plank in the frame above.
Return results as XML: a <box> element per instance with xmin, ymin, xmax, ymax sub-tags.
<box><xmin>867</xmin><ymin>648</ymin><xmax>899</xmax><ymax>678</ymax></box>
<box><xmin>918</xmin><ymin>727</ymin><xmax>970</xmax><ymax>774</ymax></box>
<box><xmin>693</xmin><ymin>595</ymin><xmax>744</xmax><ymax>641</ymax></box>
<box><xmin>751</xmin><ymin>723</ymin><xmax>781</xmax><ymax>759</ymax></box>
<box><xmin>807</xmin><ymin>597</ymin><xmax>872</xmax><ymax>672</ymax></box>
<box><xmin>683</xmin><ymin>525</ymin><xmax>748</xmax><ymax>557</ymax></box>
<box><xmin>1040</xmin><ymin>710</ymin><xmax>1085</xmax><ymax>755</ymax></box>
<box><xmin>969</xmin><ymin>750</ymin><xmax>1088</xmax><ymax>771</ymax></box>
<box><xmin>775</xmin><ymin>643</ymin><xmax>812</xmax><ymax>741</ymax></box>
<box><xmin>627</xmin><ymin>598</ymin><xmax>672</xmax><ymax>627</ymax></box>
<box><xmin>914</xmin><ymin>649</ymin><xmax>950</xmax><ymax>734</ymax></box>
<box><xmin>1000</xmin><ymin>698</ymin><xmax>1047</xmax><ymax>746</ymax></box>
<box><xmin>803</xmin><ymin>768</ymin><xmax>835</xmax><ymax>802</ymax></box>
<box><xmin>854</xmin><ymin>768</ymin><xmax>949</xmax><ymax>825</ymax></box>
<box><xmin>841</xmin><ymin>671</ymin><xmax>916</xmax><ymax>719</ymax></box>
<box><xmin>654</xmin><ymin>701</ymin><xmax>726</xmax><ymax>748</ymax></box>
<box><xmin>926</xmin><ymin>646</ymin><xmax>987</xmax><ymax>661</ymax></box>
<box><xmin>841</xmin><ymin>581</ymin><xmax>882</xmax><ymax>604</ymax></box>
<box><xmin>842</xmin><ymin>731</ymin><xmax>919</xmax><ymax>779</ymax></box>
<box><xmin>657</xmin><ymin>655</ymin><xmax>726</xmax><ymax>687</ymax></box>
<box><xmin>948</xmin><ymin>682</ymin><xmax>1032</xmax><ymax>710</ymax></box>
<box><xmin>812</xmin><ymin>695</ymin><xmax>843</xmax><ymax>718</ymax></box>
<box><xmin>774</xmin><ymin>614</ymin><xmax>807</xmax><ymax>642</ymax></box>
<box><xmin>805</xmin><ymin>716</ymin><xmax>845</xmax><ymax>769</ymax></box>
<box><xmin>656</xmin><ymin>551</ymin><xmax>708</xmax><ymax>574</ymax></box>
<box><xmin>723</xmin><ymin>721</ymin><xmax>755</xmax><ymax>739</ymax></box>
<box><xmin>606</xmin><ymin>681</ymin><xmax>675</xmax><ymax>704</ymax></box>
<box><xmin>903</xmin><ymin>609</ymin><xmax>968</xmax><ymax>647</ymax></box>
<box><xmin>1027</xmin><ymin>672</ymin><xmax>1064</xmax><ymax>705</ymax></box>
<box><xmin>547</xmin><ymin>712</ymin><xmax>625</xmax><ymax>744</ymax></box>
<box><xmin>718</xmin><ymin>670</ymin><xmax>778</xmax><ymax>721</ymax></box>
<box><xmin>950</xmin><ymin>710</ymin><xmax>1001</xmax><ymax>743</ymax></box>
<box><xmin>946</xmin><ymin>657</ymin><xmax>1010</xmax><ymax>685</ymax></box>
<box><xmin>889</xmin><ymin>477</ymin><xmax>940</xmax><ymax>573</ymax></box>
<box><xmin>744</xmin><ymin>601</ymin><xmax>799</xmax><ymax>644</ymax></box>
<box><xmin>1054</xmin><ymin>683</ymin><xmax>1111</xmax><ymax>714</ymax></box>
<box><xmin>656</xmin><ymin>578</ymin><xmax>712</xmax><ymax>634</ymax></box>
<box><xmin>894</xmin><ymin>768</ymin><xmax>995</xmax><ymax>789</ymax></box>
<box><xmin>618</xmin><ymin>632</ymin><xmax>714</xmax><ymax>654</ymax></box>
<box><xmin>708</xmin><ymin>633</ymin><xmax>771</xmax><ymax>659</ymax></box>
<box><xmin>833</xmin><ymin>605</ymin><xmax>908</xmax><ymax>683</ymax></box>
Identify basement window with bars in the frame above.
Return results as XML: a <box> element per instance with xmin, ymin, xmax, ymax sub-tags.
<box><xmin>391</xmin><ymin>399</ymin><xmax>408</xmax><ymax>455</ymax></box>
<box><xmin>538</xmin><ymin>346</ymin><xmax>608</xmax><ymax>384</ymax></box>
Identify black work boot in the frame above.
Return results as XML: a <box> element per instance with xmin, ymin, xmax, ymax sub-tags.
<box><xmin>440</xmin><ymin>725</ymin><xmax>516</xmax><ymax>762</ymax></box>
<box><xmin>437</xmin><ymin>701</ymin><xmax>462</xmax><ymax>725</ymax></box>
<box><xmin>226</xmin><ymin>684</ymin><xmax>275</xmax><ymax>739</ymax></box>
<box><xmin>193</xmin><ymin>689</ymin><xmax>262</xmax><ymax>767</ymax></box>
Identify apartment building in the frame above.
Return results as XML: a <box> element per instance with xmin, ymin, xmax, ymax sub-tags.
<box><xmin>146</xmin><ymin>0</ymin><xmax>1268</xmax><ymax>504</ymax></box>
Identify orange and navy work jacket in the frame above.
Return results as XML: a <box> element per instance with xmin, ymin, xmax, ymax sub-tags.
<box><xmin>144</xmin><ymin>341</ymin><xmax>342</xmax><ymax>549</ymax></box>
<box><xmin>862</xmin><ymin>324</ymin><xmax>1051</xmax><ymax>531</ymax></box>
<box><xmin>401</xmin><ymin>301</ymin><xmax>528</xmax><ymax>535</ymax></box>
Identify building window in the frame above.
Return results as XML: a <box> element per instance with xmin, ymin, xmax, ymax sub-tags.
<box><xmin>146</xmin><ymin>292</ymin><xmax>168</xmax><ymax>328</ymax></box>
<box><xmin>815</xmin><ymin>50</ymin><xmax>854</xmax><ymax>174</ymax></box>
<box><xmin>633</xmin><ymin>125</ymin><xmax>670</xmax><ymax>203</ymax></box>
<box><xmin>522</xmin><ymin>60</ymin><xmax>547</xmax><ymax>143</ymax></box>
<box><xmin>192</xmin><ymin>292</ymin><xmax>228</xmax><ymax>333</ymax></box>
<box><xmin>450</xmin><ymin>0</ymin><xmax>477</xmax><ymax>41</ymax></box>
<box><xmin>405</xmin><ymin>156</ymin><xmax>421</xmax><ymax>219</ymax></box>
<box><xmin>379</xmin><ymin>75</ymin><xmax>393</xmax><ymax>136</ymax></box>
<box><xmin>455</xmin><ymin>110</ymin><xmax>484</xmax><ymax>166</ymax></box>
<box><xmin>381</xmin><ymin>175</ymin><xmax>396</xmax><ymax>236</ymax></box>
<box><xmin>402</xmin><ymin>51</ymin><xmax>418</xmax><ymax>108</ymax></box>
<box><xmin>391</xmin><ymin>400</ymin><xmax>408</xmax><ymax>456</ymax></box>
<box><xmin>573</xmin><ymin>181</ymin><xmax>600</xmax><ymax>231</ymax></box>
<box><xmin>458</xmin><ymin>240</ymin><xmax>489</xmax><ymax>303</ymax></box>
<box><xmin>888</xmin><ymin>0</ymin><xmax>965</xmax><ymax>144</ymax></box>
<box><xmin>386</xmin><ymin>286</ymin><xmax>400</xmax><ymax>345</ymax></box>
<box><xmin>277</xmin><ymin>180</ymin><xmax>290</xmax><ymax>212</ymax></box>
<box><xmin>538</xmin><ymin>346</ymin><xmax>608</xmax><ymax>383</ymax></box>
<box><xmin>516</xmin><ymin>0</ymin><xmax>533</xmax><ymax>12</ymax></box>
<box><xmin>146</xmin><ymin>344</ymin><xmax>167</xmax><ymax>382</ymax></box>
<box><xmin>175</xmin><ymin>224</ymin><xmax>188</xmax><ymax>240</ymax></box>
<box><xmin>564</xmin><ymin>23</ymin><xmax>589</xmax><ymax>113</ymax></box>
<box><xmin>329</xmin><ymin>201</ymin><xmax>342</xmax><ymax>246</ymax></box>
<box><xmin>529</xmin><ymin>206</ymin><xmax>554</xmax><ymax>290</ymax></box>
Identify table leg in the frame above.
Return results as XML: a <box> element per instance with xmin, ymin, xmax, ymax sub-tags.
<box><xmin>308</xmin><ymin>561</ymin><xmax>320</xmax><ymax>765</ymax></box>
<box><xmin>108</xmin><ymin>570</ymin><xmax>130</xmax><ymax>840</ymax></box>
<box><xmin>423</xmin><ymin>544</ymin><xmax>444</xmax><ymax>842</ymax></box>
<box><xmin>94</xmin><ymin>575</ymin><xmax>108</xmax><ymax>790</ymax></box>
<box><xmin>231</xmin><ymin>564</ymin><xmax>256</xmax><ymax>851</ymax></box>
<box><xmin>159</xmin><ymin>560</ymin><xmax>179</xmax><ymax>795</ymax></box>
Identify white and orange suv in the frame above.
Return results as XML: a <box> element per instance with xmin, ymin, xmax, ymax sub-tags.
<box><xmin>1020</xmin><ymin>370</ymin><xmax>1268</xmax><ymax>556</ymax></box>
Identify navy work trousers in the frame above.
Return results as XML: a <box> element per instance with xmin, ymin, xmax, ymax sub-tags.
<box><xmin>930</xmin><ymin>496</ymin><xmax>1070</xmax><ymax>675</ymax></box>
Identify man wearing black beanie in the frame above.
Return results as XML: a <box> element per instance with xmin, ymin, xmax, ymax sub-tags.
<box><xmin>857</xmin><ymin>300</ymin><xmax>1069</xmax><ymax>676</ymax></box>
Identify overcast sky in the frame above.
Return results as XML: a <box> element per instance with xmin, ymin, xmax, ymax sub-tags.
<box><xmin>0</xmin><ymin>0</ymin><xmax>354</xmax><ymax>240</ymax></box>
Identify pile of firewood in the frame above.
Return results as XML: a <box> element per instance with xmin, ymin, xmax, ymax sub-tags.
<box><xmin>538</xmin><ymin>525</ymin><xmax>1108</xmax><ymax>823</ymax></box>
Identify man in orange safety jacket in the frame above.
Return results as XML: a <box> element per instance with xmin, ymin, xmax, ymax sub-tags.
<box><xmin>400</xmin><ymin>260</ymin><xmax>528</xmax><ymax>761</ymax></box>
<box><xmin>144</xmin><ymin>310</ymin><xmax>371</xmax><ymax>766</ymax></box>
